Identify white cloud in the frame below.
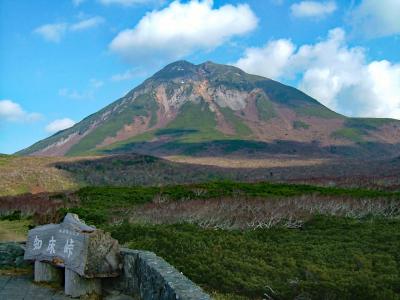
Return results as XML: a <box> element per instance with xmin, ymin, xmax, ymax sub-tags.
<box><xmin>99</xmin><ymin>0</ymin><xmax>162</xmax><ymax>6</ymax></box>
<box><xmin>58</xmin><ymin>88</ymin><xmax>88</xmax><ymax>100</ymax></box>
<box><xmin>234</xmin><ymin>28</ymin><xmax>400</xmax><ymax>119</ymax></box>
<box><xmin>45</xmin><ymin>118</ymin><xmax>76</xmax><ymax>133</ymax></box>
<box><xmin>70</xmin><ymin>16</ymin><xmax>104</xmax><ymax>31</ymax></box>
<box><xmin>290</xmin><ymin>1</ymin><xmax>336</xmax><ymax>18</ymax></box>
<box><xmin>89</xmin><ymin>78</ymin><xmax>104</xmax><ymax>88</ymax></box>
<box><xmin>110</xmin><ymin>69</ymin><xmax>138</xmax><ymax>81</ymax></box>
<box><xmin>34</xmin><ymin>23</ymin><xmax>68</xmax><ymax>42</ymax></box>
<box><xmin>349</xmin><ymin>0</ymin><xmax>400</xmax><ymax>38</ymax></box>
<box><xmin>0</xmin><ymin>100</ymin><xmax>42</xmax><ymax>122</ymax></box>
<box><xmin>109</xmin><ymin>0</ymin><xmax>258</xmax><ymax>63</ymax></box>
<box><xmin>72</xmin><ymin>0</ymin><xmax>86</xmax><ymax>6</ymax></box>
<box><xmin>270</xmin><ymin>0</ymin><xmax>284</xmax><ymax>5</ymax></box>
<box><xmin>34</xmin><ymin>17</ymin><xmax>104</xmax><ymax>42</ymax></box>
<box><xmin>59</xmin><ymin>78</ymin><xmax>103</xmax><ymax>100</ymax></box>
<box><xmin>235</xmin><ymin>39</ymin><xmax>296</xmax><ymax>79</ymax></box>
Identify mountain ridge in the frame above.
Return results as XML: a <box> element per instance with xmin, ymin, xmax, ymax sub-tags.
<box><xmin>18</xmin><ymin>60</ymin><xmax>400</xmax><ymax>158</ymax></box>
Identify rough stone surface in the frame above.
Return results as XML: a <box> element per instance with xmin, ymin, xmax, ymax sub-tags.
<box><xmin>0</xmin><ymin>242</ymin><xmax>29</xmax><ymax>268</ymax></box>
<box><xmin>1</xmin><ymin>240</ymin><xmax>210</xmax><ymax>299</ymax></box>
<box><xmin>65</xmin><ymin>268</ymin><xmax>101</xmax><ymax>298</ymax></box>
<box><xmin>105</xmin><ymin>248</ymin><xmax>211</xmax><ymax>300</ymax></box>
<box><xmin>25</xmin><ymin>213</ymin><xmax>121</xmax><ymax>278</ymax></box>
<box><xmin>34</xmin><ymin>261</ymin><xmax>62</xmax><ymax>283</ymax></box>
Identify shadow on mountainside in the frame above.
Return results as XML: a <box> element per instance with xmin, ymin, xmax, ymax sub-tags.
<box><xmin>53</xmin><ymin>153</ymin><xmax>400</xmax><ymax>190</ymax></box>
<box><xmin>100</xmin><ymin>138</ymin><xmax>400</xmax><ymax>159</ymax></box>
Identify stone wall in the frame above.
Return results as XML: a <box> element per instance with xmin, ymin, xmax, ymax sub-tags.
<box><xmin>0</xmin><ymin>242</ymin><xmax>210</xmax><ymax>300</ymax></box>
<box><xmin>104</xmin><ymin>248</ymin><xmax>211</xmax><ymax>300</ymax></box>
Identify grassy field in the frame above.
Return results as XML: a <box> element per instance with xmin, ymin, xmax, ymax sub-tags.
<box><xmin>0</xmin><ymin>219</ymin><xmax>30</xmax><ymax>242</ymax></box>
<box><xmin>1</xmin><ymin>182</ymin><xmax>400</xmax><ymax>298</ymax></box>
<box><xmin>0</xmin><ymin>155</ymin><xmax>85</xmax><ymax>196</ymax></box>
<box><xmin>165</xmin><ymin>155</ymin><xmax>329</xmax><ymax>168</ymax></box>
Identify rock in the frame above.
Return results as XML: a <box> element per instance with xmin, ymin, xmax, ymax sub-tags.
<box><xmin>34</xmin><ymin>261</ymin><xmax>62</xmax><ymax>283</ymax></box>
<box><xmin>25</xmin><ymin>213</ymin><xmax>121</xmax><ymax>278</ymax></box>
<box><xmin>110</xmin><ymin>249</ymin><xmax>211</xmax><ymax>300</ymax></box>
<box><xmin>65</xmin><ymin>268</ymin><xmax>101</xmax><ymax>298</ymax></box>
<box><xmin>0</xmin><ymin>242</ymin><xmax>25</xmax><ymax>268</ymax></box>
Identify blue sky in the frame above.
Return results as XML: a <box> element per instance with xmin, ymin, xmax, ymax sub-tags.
<box><xmin>1</xmin><ymin>0</ymin><xmax>400</xmax><ymax>154</ymax></box>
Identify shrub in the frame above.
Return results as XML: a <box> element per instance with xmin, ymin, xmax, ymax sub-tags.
<box><xmin>107</xmin><ymin>216</ymin><xmax>400</xmax><ymax>299</ymax></box>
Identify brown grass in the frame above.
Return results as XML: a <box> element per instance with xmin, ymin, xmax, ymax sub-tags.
<box><xmin>129</xmin><ymin>195</ymin><xmax>400</xmax><ymax>230</ymax></box>
<box><xmin>0</xmin><ymin>155</ymin><xmax>101</xmax><ymax>196</ymax></box>
<box><xmin>0</xmin><ymin>192</ymin><xmax>75</xmax><ymax>225</ymax></box>
<box><xmin>164</xmin><ymin>155</ymin><xmax>330</xmax><ymax>169</ymax></box>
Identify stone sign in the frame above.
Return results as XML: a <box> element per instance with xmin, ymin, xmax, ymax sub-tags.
<box><xmin>24</xmin><ymin>213</ymin><xmax>121</xmax><ymax>278</ymax></box>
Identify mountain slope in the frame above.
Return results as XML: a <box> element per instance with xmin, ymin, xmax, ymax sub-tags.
<box><xmin>18</xmin><ymin>61</ymin><xmax>400</xmax><ymax>157</ymax></box>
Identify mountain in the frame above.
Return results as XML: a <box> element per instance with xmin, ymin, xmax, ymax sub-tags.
<box><xmin>18</xmin><ymin>60</ymin><xmax>400</xmax><ymax>158</ymax></box>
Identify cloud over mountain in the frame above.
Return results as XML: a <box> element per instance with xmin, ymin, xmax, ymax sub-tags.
<box><xmin>109</xmin><ymin>0</ymin><xmax>258</xmax><ymax>63</ymax></box>
<box><xmin>235</xmin><ymin>28</ymin><xmax>400</xmax><ymax>119</ymax></box>
<box><xmin>45</xmin><ymin>118</ymin><xmax>76</xmax><ymax>133</ymax></box>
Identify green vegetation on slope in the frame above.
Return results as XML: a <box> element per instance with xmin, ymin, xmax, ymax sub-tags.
<box><xmin>67</xmin><ymin>94</ymin><xmax>158</xmax><ymax>156</ymax></box>
<box><xmin>295</xmin><ymin>105</ymin><xmax>341</xmax><ymax>119</ymax></box>
<box><xmin>293</xmin><ymin>120</ymin><xmax>310</xmax><ymax>130</ymax></box>
<box><xmin>203</xmin><ymin>62</ymin><xmax>265</xmax><ymax>91</ymax></box>
<box><xmin>220</xmin><ymin>107</ymin><xmax>252</xmax><ymax>136</ymax></box>
<box><xmin>255</xmin><ymin>93</ymin><xmax>276</xmax><ymax>121</ymax></box>
<box><xmin>256</xmin><ymin>80</ymin><xmax>322</xmax><ymax>108</ymax></box>
<box><xmin>332</xmin><ymin>128</ymin><xmax>364</xmax><ymax>142</ymax></box>
<box><xmin>346</xmin><ymin>118</ymin><xmax>395</xmax><ymax>131</ymax></box>
<box><xmin>164</xmin><ymin>100</ymin><xmax>226</xmax><ymax>142</ymax></box>
<box><xmin>330</xmin><ymin>118</ymin><xmax>399</xmax><ymax>143</ymax></box>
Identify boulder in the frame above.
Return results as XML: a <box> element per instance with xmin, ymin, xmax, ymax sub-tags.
<box><xmin>24</xmin><ymin>213</ymin><xmax>121</xmax><ymax>278</ymax></box>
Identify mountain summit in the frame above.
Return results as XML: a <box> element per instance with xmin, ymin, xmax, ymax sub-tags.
<box><xmin>19</xmin><ymin>61</ymin><xmax>400</xmax><ymax>157</ymax></box>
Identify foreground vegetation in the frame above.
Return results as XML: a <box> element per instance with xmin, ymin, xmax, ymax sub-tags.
<box><xmin>1</xmin><ymin>181</ymin><xmax>400</xmax><ymax>299</ymax></box>
<box><xmin>108</xmin><ymin>217</ymin><xmax>400</xmax><ymax>299</ymax></box>
<box><xmin>62</xmin><ymin>182</ymin><xmax>400</xmax><ymax>226</ymax></box>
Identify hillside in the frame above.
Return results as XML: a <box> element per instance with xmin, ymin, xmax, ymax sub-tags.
<box><xmin>2</xmin><ymin>153</ymin><xmax>400</xmax><ymax>197</ymax></box>
<box><xmin>18</xmin><ymin>61</ymin><xmax>400</xmax><ymax>158</ymax></box>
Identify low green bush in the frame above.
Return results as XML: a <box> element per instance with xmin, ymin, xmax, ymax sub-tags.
<box><xmin>0</xmin><ymin>211</ymin><xmax>22</xmax><ymax>221</ymax></box>
<box><xmin>107</xmin><ymin>216</ymin><xmax>400</xmax><ymax>299</ymax></box>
